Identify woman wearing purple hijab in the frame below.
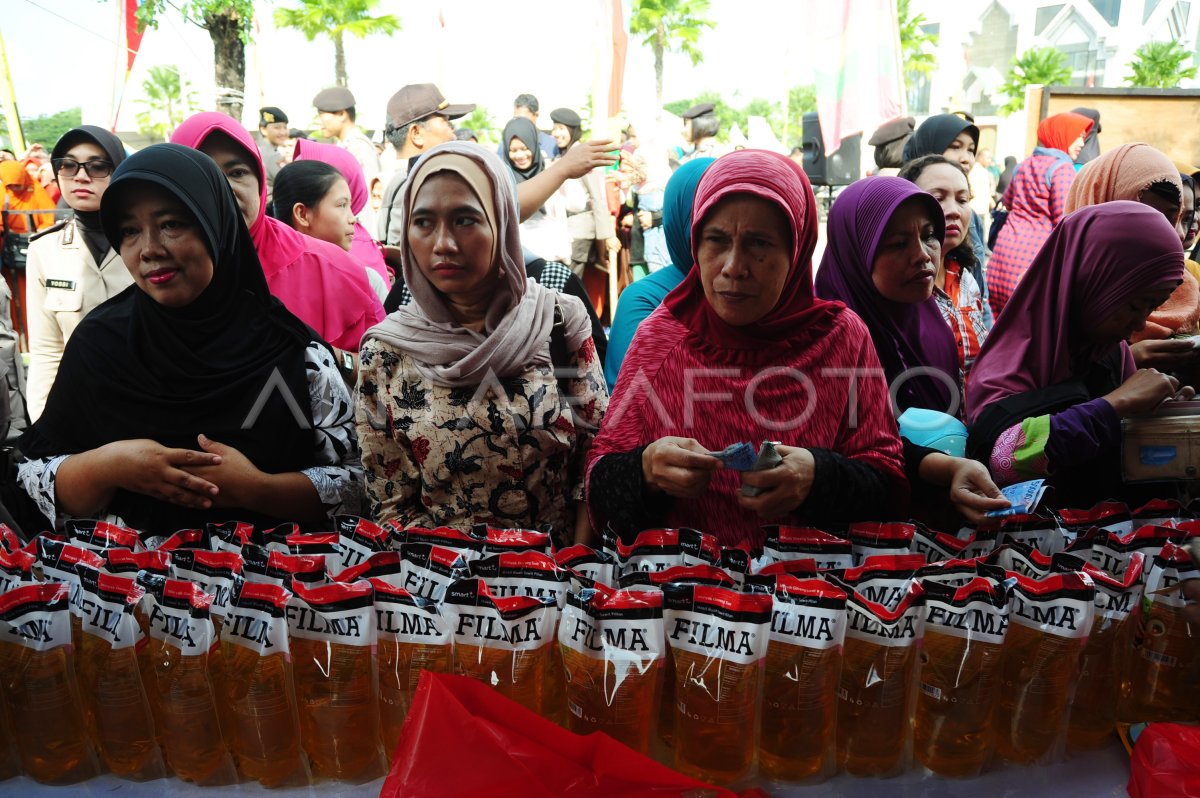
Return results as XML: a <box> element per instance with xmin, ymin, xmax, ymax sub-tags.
<box><xmin>966</xmin><ymin>202</ymin><xmax>1190</xmax><ymax>506</ymax></box>
<box><xmin>816</xmin><ymin>176</ymin><xmax>1008</xmax><ymax>524</ymax></box>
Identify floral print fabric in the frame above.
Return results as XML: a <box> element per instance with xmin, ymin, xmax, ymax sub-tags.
<box><xmin>356</xmin><ymin>336</ymin><xmax>608</xmax><ymax>538</ymax></box>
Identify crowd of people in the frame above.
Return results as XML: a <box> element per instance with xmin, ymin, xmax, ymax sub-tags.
<box><xmin>2</xmin><ymin>88</ymin><xmax>1200</xmax><ymax>627</ymax></box>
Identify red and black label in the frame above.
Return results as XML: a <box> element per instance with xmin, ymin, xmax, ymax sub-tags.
<box><xmin>396</xmin><ymin>525</ymin><xmax>487</xmax><ymax>557</ymax></box>
<box><xmin>333</xmin><ymin>515</ymin><xmax>392</xmax><ymax>571</ymax></box>
<box><xmin>761</xmin><ymin>525</ymin><xmax>854</xmax><ymax>570</ymax></box>
<box><xmin>618</xmin><ymin>563</ymin><xmax>738</xmax><ymax>590</ymax></box>
<box><xmin>241</xmin><ymin>544</ymin><xmax>326</xmax><ymax>589</ymax></box>
<box><xmin>910</xmin><ymin>523</ymin><xmax>969</xmax><ymax>563</ymax></box>
<box><xmin>155</xmin><ymin>528</ymin><xmax>211</xmax><ymax>552</ymax></box>
<box><xmin>102</xmin><ymin>548</ymin><xmax>170</xmax><ymax>577</ymax></box>
<box><xmin>472</xmin><ymin>525</ymin><xmax>554</xmax><ymax>555</ymax></box>
<box><xmin>1058</xmin><ymin>501</ymin><xmax>1133</xmax><ymax>535</ymax></box>
<box><xmin>207</xmin><ymin>521</ymin><xmax>254</xmax><ymax>552</ymax></box>
<box><xmin>67</xmin><ymin>519</ymin><xmax>141</xmax><ymax>552</ymax></box>
<box><xmin>333</xmin><ymin>550</ymin><xmax>403</xmax><ymax>585</ymax></box>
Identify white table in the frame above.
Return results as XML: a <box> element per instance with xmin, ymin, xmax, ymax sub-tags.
<box><xmin>0</xmin><ymin>741</ymin><xmax>1129</xmax><ymax>797</ymax></box>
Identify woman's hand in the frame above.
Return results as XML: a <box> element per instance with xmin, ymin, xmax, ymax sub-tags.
<box><xmin>946</xmin><ymin>458</ymin><xmax>1010</xmax><ymax>524</ymax></box>
<box><xmin>642</xmin><ymin>437</ymin><xmax>721</xmax><ymax>498</ymax></box>
<box><xmin>1103</xmin><ymin>369</ymin><xmax>1195</xmax><ymax>418</ymax></box>
<box><xmin>917</xmin><ymin>453</ymin><xmax>1010</xmax><ymax>524</ymax></box>
<box><xmin>108</xmin><ymin>439</ymin><xmax>221</xmax><ymax>508</ymax></box>
<box><xmin>178</xmin><ymin>434</ymin><xmax>265</xmax><ymax>509</ymax></box>
<box><xmin>737</xmin><ymin>445</ymin><xmax>815</xmax><ymax>519</ymax></box>
<box><xmin>1130</xmin><ymin>338</ymin><xmax>1200</xmax><ymax>371</ymax></box>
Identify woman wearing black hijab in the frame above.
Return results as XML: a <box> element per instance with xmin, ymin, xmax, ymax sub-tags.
<box><xmin>17</xmin><ymin>144</ymin><xmax>362</xmax><ymax>535</ymax></box>
<box><xmin>501</xmin><ymin>116</ymin><xmax>572</xmax><ymax>264</ymax></box>
<box><xmin>902</xmin><ymin>113</ymin><xmax>993</xmax><ymax>328</ymax></box>
<box><xmin>1071</xmin><ymin>107</ymin><xmax>1102</xmax><ymax>165</ymax></box>
<box><xmin>25</xmin><ymin>126</ymin><xmax>135</xmax><ymax>421</ymax></box>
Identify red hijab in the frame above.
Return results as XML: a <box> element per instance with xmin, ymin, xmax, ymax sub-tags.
<box><xmin>171</xmin><ymin>112</ymin><xmax>383</xmax><ymax>351</ymax></box>
<box><xmin>1036</xmin><ymin>112</ymin><xmax>1094</xmax><ymax>153</ymax></box>
<box><xmin>662</xmin><ymin>149</ymin><xmax>840</xmax><ymax>351</ymax></box>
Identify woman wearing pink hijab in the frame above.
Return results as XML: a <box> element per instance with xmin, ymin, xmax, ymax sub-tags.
<box><xmin>292</xmin><ymin>136</ymin><xmax>390</xmax><ymax>285</ymax></box>
<box><xmin>966</xmin><ymin>201</ymin><xmax>1191</xmax><ymax>507</ymax></box>
<box><xmin>171</xmin><ymin>112</ymin><xmax>384</xmax><ymax>356</ymax></box>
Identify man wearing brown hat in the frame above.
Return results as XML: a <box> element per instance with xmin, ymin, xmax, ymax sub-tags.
<box><xmin>313</xmin><ymin>86</ymin><xmax>380</xmax><ymax>183</ymax></box>
<box><xmin>257</xmin><ymin>106</ymin><xmax>289</xmax><ymax>202</ymax></box>
<box><xmin>377</xmin><ymin>83</ymin><xmax>620</xmax><ymax>246</ymax></box>
<box><xmin>680</xmin><ymin>102</ymin><xmax>721</xmax><ymax>164</ymax></box>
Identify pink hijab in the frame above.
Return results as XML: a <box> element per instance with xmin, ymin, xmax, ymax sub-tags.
<box><xmin>171</xmin><ymin>112</ymin><xmax>383</xmax><ymax>351</ymax></box>
<box><xmin>293</xmin><ymin>137</ymin><xmax>389</xmax><ymax>282</ymax></box>
<box><xmin>966</xmin><ymin>202</ymin><xmax>1184</xmax><ymax>424</ymax></box>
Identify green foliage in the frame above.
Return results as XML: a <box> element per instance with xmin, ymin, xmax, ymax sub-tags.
<box><xmin>1126</xmin><ymin>40</ymin><xmax>1197</xmax><ymax>88</ymax></box>
<box><xmin>460</xmin><ymin>107</ymin><xmax>497</xmax><ymax>146</ymax></box>
<box><xmin>631</xmin><ymin>0</ymin><xmax>715</xmax><ymax>101</ymax></box>
<box><xmin>663</xmin><ymin>86</ymin><xmax>816</xmax><ymax>145</ymax></box>
<box><xmin>18</xmin><ymin>108</ymin><xmax>82</xmax><ymax>150</ymax></box>
<box><xmin>997</xmin><ymin>47</ymin><xmax>1072</xmax><ymax>114</ymax></box>
<box><xmin>631</xmin><ymin>0</ymin><xmax>714</xmax><ymax>65</ymax></box>
<box><xmin>135</xmin><ymin>66</ymin><xmax>198</xmax><ymax>142</ymax></box>
<box><xmin>136</xmin><ymin>0</ymin><xmax>256</xmax><ymax>43</ymax></box>
<box><xmin>274</xmin><ymin>0</ymin><xmax>400</xmax><ymax>86</ymax></box>
<box><xmin>898</xmin><ymin>0</ymin><xmax>938</xmax><ymax>79</ymax></box>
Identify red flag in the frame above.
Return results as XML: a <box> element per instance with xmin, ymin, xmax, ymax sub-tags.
<box><xmin>608</xmin><ymin>0</ymin><xmax>627</xmax><ymax>117</ymax></box>
<box><xmin>125</xmin><ymin>0</ymin><xmax>145</xmax><ymax>74</ymax></box>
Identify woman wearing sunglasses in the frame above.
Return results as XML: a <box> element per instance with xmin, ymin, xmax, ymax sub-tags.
<box><xmin>25</xmin><ymin>126</ymin><xmax>134</xmax><ymax>421</ymax></box>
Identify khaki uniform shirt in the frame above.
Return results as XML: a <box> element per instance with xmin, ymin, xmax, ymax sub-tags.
<box><xmin>25</xmin><ymin>219</ymin><xmax>134</xmax><ymax>420</ymax></box>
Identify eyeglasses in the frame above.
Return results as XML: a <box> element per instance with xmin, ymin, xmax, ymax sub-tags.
<box><xmin>52</xmin><ymin>157</ymin><xmax>114</xmax><ymax>179</ymax></box>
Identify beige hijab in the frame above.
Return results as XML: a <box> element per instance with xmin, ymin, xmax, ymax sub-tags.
<box><xmin>362</xmin><ymin>141</ymin><xmax>591</xmax><ymax>386</ymax></box>
<box><xmin>1065</xmin><ymin>142</ymin><xmax>1183</xmax><ymax>216</ymax></box>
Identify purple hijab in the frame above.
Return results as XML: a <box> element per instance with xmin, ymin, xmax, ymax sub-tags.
<box><xmin>293</xmin><ymin>137</ymin><xmax>389</xmax><ymax>282</ymax></box>
<box><xmin>966</xmin><ymin>201</ymin><xmax>1184</xmax><ymax>424</ymax></box>
<box><xmin>814</xmin><ymin>176</ymin><xmax>959</xmax><ymax>413</ymax></box>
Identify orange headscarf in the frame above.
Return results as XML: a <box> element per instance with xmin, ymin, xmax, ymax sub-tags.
<box><xmin>1036</xmin><ymin>112</ymin><xmax>1093</xmax><ymax>153</ymax></box>
<box><xmin>1</xmin><ymin>160</ymin><xmax>56</xmax><ymax>233</ymax></box>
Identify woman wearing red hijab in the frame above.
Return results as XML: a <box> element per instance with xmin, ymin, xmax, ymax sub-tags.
<box><xmin>586</xmin><ymin>149</ymin><xmax>907</xmax><ymax>549</ymax></box>
<box><xmin>986</xmin><ymin>112</ymin><xmax>1093</xmax><ymax>317</ymax></box>
<box><xmin>171</xmin><ymin>112</ymin><xmax>384</xmax><ymax>356</ymax></box>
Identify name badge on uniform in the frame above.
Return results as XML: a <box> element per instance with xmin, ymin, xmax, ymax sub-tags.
<box><xmin>45</xmin><ymin>279</ymin><xmax>76</xmax><ymax>291</ymax></box>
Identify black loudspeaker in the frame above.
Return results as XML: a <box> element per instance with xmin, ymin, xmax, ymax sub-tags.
<box><xmin>801</xmin><ymin>112</ymin><xmax>861</xmax><ymax>186</ymax></box>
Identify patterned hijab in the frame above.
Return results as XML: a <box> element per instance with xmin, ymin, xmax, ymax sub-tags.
<box><xmin>362</xmin><ymin>142</ymin><xmax>590</xmax><ymax>386</ymax></box>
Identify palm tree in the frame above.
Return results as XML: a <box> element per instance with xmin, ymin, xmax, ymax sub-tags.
<box><xmin>630</xmin><ymin>0</ymin><xmax>715</xmax><ymax>105</ymax></box>
<box><xmin>898</xmin><ymin>0</ymin><xmax>938</xmax><ymax>79</ymax></box>
<box><xmin>997</xmin><ymin>47</ymin><xmax>1072</xmax><ymax>114</ymax></box>
<box><xmin>136</xmin><ymin>65</ymin><xmax>198</xmax><ymax>142</ymax></box>
<box><xmin>1126</xmin><ymin>40</ymin><xmax>1197</xmax><ymax>88</ymax></box>
<box><xmin>274</xmin><ymin>0</ymin><xmax>401</xmax><ymax>87</ymax></box>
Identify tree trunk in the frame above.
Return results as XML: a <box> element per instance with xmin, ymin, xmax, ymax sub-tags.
<box><xmin>654</xmin><ymin>30</ymin><xmax>664</xmax><ymax>106</ymax></box>
<box><xmin>207</xmin><ymin>8</ymin><xmax>246</xmax><ymax>121</ymax></box>
<box><xmin>334</xmin><ymin>32</ymin><xmax>346</xmax><ymax>87</ymax></box>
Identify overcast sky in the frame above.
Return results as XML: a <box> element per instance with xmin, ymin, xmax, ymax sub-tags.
<box><xmin>5</xmin><ymin>0</ymin><xmax>813</xmax><ymax>144</ymax></box>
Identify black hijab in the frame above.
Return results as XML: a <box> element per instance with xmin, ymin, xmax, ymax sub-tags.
<box><xmin>501</xmin><ymin>117</ymin><xmax>545</xmax><ymax>183</ymax></box>
<box><xmin>51</xmin><ymin>125</ymin><xmax>127</xmax><ymax>266</ymax></box>
<box><xmin>1071</xmin><ymin>107</ymin><xmax>1102</xmax><ymax>165</ymax></box>
<box><xmin>20</xmin><ymin>144</ymin><xmax>319</xmax><ymax>534</ymax></box>
<box><xmin>902</xmin><ymin>114</ymin><xmax>980</xmax><ymax>163</ymax></box>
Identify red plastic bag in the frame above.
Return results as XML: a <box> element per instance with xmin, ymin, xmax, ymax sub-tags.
<box><xmin>1129</xmin><ymin>723</ymin><xmax>1200</xmax><ymax>798</ymax></box>
<box><xmin>381</xmin><ymin>671</ymin><xmax>737</xmax><ymax>798</ymax></box>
